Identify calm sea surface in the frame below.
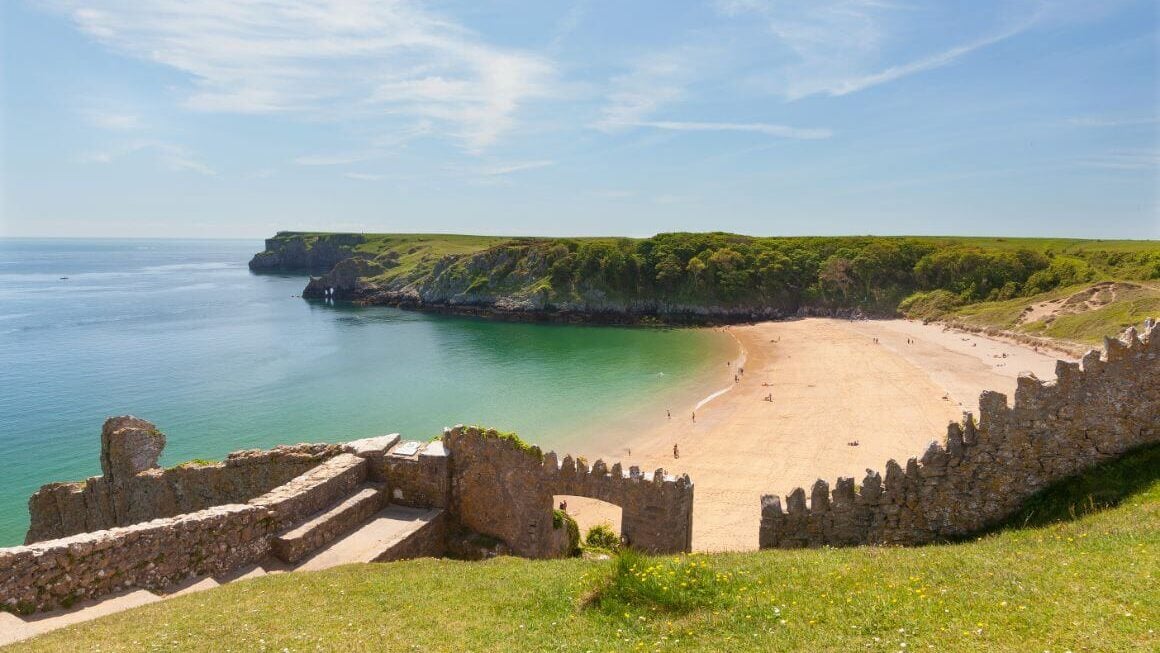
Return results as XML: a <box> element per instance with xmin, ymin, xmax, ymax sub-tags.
<box><xmin>0</xmin><ymin>239</ymin><xmax>733</xmax><ymax>546</ymax></box>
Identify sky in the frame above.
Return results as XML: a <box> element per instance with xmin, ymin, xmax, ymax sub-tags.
<box><xmin>0</xmin><ymin>0</ymin><xmax>1157</xmax><ymax>239</ymax></box>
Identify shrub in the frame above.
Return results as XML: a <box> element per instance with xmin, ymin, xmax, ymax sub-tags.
<box><xmin>898</xmin><ymin>289</ymin><xmax>964</xmax><ymax>320</ymax></box>
<box><xmin>584</xmin><ymin>523</ymin><xmax>620</xmax><ymax>552</ymax></box>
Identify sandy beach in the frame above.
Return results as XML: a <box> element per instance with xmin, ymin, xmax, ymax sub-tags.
<box><xmin>564</xmin><ymin>317</ymin><xmax>1074</xmax><ymax>552</ymax></box>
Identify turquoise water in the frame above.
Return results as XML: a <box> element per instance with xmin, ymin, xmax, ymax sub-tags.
<box><xmin>0</xmin><ymin>239</ymin><xmax>733</xmax><ymax>546</ymax></box>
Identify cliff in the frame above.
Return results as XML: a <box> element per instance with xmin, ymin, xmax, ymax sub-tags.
<box><xmin>255</xmin><ymin>232</ymin><xmax>1160</xmax><ymax>326</ymax></box>
<box><xmin>248</xmin><ymin>232</ymin><xmax>366</xmax><ymax>272</ymax></box>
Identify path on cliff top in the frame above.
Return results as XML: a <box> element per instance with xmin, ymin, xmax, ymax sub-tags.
<box><xmin>567</xmin><ymin>318</ymin><xmax>1070</xmax><ymax>552</ymax></box>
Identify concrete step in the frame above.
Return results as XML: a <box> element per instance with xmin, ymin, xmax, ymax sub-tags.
<box><xmin>295</xmin><ymin>505</ymin><xmax>445</xmax><ymax>572</ymax></box>
<box><xmin>271</xmin><ymin>483</ymin><xmax>386</xmax><ymax>563</ymax></box>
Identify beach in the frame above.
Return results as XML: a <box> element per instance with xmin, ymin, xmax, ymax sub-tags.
<box><xmin>565</xmin><ymin>317</ymin><xmax>1074</xmax><ymax>552</ymax></box>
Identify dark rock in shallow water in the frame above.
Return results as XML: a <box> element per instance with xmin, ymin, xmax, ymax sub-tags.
<box><xmin>302</xmin><ymin>257</ymin><xmax>388</xmax><ymax>299</ymax></box>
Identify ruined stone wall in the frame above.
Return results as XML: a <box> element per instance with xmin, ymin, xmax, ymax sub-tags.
<box><xmin>760</xmin><ymin>321</ymin><xmax>1159</xmax><ymax>549</ymax></box>
<box><xmin>443</xmin><ymin>427</ymin><xmax>694</xmax><ymax>557</ymax></box>
<box><xmin>26</xmin><ymin>419</ymin><xmax>345</xmax><ymax>544</ymax></box>
<box><xmin>3</xmin><ymin>450</ymin><xmax>376</xmax><ymax>613</ymax></box>
<box><xmin>248</xmin><ymin>454</ymin><xmax>368</xmax><ymax>530</ymax></box>
<box><xmin>545</xmin><ymin>453</ymin><xmax>694</xmax><ymax>553</ymax></box>
<box><xmin>1</xmin><ymin>504</ymin><xmax>276</xmax><ymax>613</ymax></box>
<box><xmin>380</xmin><ymin>440</ymin><xmax>451</xmax><ymax>508</ymax></box>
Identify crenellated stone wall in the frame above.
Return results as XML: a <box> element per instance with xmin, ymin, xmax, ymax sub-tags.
<box><xmin>5</xmin><ymin>421</ymin><xmax>696</xmax><ymax>613</ymax></box>
<box><xmin>760</xmin><ymin>320</ymin><xmax>1159</xmax><ymax>549</ymax></box>
<box><xmin>25</xmin><ymin>422</ymin><xmax>347</xmax><ymax>544</ymax></box>
<box><xmin>443</xmin><ymin>426</ymin><xmax>694</xmax><ymax>557</ymax></box>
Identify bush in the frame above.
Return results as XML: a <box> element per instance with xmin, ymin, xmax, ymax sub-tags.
<box><xmin>584</xmin><ymin>523</ymin><xmax>621</xmax><ymax>552</ymax></box>
<box><xmin>898</xmin><ymin>289</ymin><xmax>964</xmax><ymax>320</ymax></box>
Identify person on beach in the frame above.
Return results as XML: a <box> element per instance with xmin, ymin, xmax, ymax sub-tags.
<box><xmin>666</xmin><ymin>410</ymin><xmax>671</xmax><ymax>419</ymax></box>
<box><xmin>691</xmin><ymin>411</ymin><xmax>696</xmax><ymax>422</ymax></box>
<box><xmin>673</xmin><ymin>444</ymin><xmax>680</xmax><ymax>459</ymax></box>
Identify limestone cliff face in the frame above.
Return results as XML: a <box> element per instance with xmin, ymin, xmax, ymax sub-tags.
<box><xmin>257</xmin><ymin>233</ymin><xmax>868</xmax><ymax>323</ymax></box>
<box><xmin>248</xmin><ymin>232</ymin><xmax>365</xmax><ymax>272</ymax></box>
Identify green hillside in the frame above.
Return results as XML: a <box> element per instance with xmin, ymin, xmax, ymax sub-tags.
<box><xmin>13</xmin><ymin>446</ymin><xmax>1158</xmax><ymax>653</ymax></box>
<box><xmin>253</xmin><ymin>233</ymin><xmax>1159</xmax><ymax>331</ymax></box>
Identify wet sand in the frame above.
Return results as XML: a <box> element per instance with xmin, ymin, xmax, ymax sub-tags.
<box><xmin>563</xmin><ymin>317</ymin><xmax>1072</xmax><ymax>552</ymax></box>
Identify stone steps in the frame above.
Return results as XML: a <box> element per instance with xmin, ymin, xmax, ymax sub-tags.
<box><xmin>294</xmin><ymin>505</ymin><xmax>445</xmax><ymax>572</ymax></box>
<box><xmin>271</xmin><ymin>483</ymin><xmax>387</xmax><ymax>563</ymax></box>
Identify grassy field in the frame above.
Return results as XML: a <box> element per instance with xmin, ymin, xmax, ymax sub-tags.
<box><xmin>13</xmin><ymin>446</ymin><xmax>1158</xmax><ymax>653</ymax></box>
<box><xmin>948</xmin><ymin>281</ymin><xmax>1160</xmax><ymax>344</ymax></box>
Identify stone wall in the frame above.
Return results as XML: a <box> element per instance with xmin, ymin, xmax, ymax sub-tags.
<box><xmin>381</xmin><ymin>440</ymin><xmax>451</xmax><ymax>508</ymax></box>
<box><xmin>760</xmin><ymin>320</ymin><xmax>1159</xmax><ymax>549</ymax></box>
<box><xmin>443</xmin><ymin>427</ymin><xmax>694</xmax><ymax>557</ymax></box>
<box><xmin>248</xmin><ymin>454</ymin><xmax>367</xmax><ymax>530</ymax></box>
<box><xmin>6</xmin><ymin>418</ymin><xmax>696</xmax><ymax>612</ymax></box>
<box><xmin>1</xmin><ymin>504</ymin><xmax>276</xmax><ymax>613</ymax></box>
<box><xmin>3</xmin><ymin>449</ymin><xmax>376</xmax><ymax>613</ymax></box>
<box><xmin>547</xmin><ymin>453</ymin><xmax>695</xmax><ymax>554</ymax></box>
<box><xmin>26</xmin><ymin>418</ymin><xmax>345</xmax><ymax>543</ymax></box>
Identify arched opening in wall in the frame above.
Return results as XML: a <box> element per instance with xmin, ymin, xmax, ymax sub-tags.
<box><xmin>555</xmin><ymin>495</ymin><xmax>622</xmax><ymax>548</ymax></box>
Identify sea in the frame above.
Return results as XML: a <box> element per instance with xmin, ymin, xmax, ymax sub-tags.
<box><xmin>0</xmin><ymin>239</ymin><xmax>734</xmax><ymax>546</ymax></box>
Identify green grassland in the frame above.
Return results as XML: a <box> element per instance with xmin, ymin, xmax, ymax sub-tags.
<box><xmin>947</xmin><ymin>281</ymin><xmax>1160</xmax><ymax>344</ymax></box>
<box><xmin>13</xmin><ymin>446</ymin><xmax>1158</xmax><ymax>653</ymax></box>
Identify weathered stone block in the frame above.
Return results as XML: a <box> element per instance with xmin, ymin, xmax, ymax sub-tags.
<box><xmin>100</xmin><ymin>416</ymin><xmax>165</xmax><ymax>482</ymax></box>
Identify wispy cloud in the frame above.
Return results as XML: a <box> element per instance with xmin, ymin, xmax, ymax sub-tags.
<box><xmin>477</xmin><ymin>160</ymin><xmax>555</xmax><ymax>176</ymax></box>
<box><xmin>594</xmin><ymin>49</ymin><xmax>702</xmax><ymax>131</ymax></box>
<box><xmin>83</xmin><ymin>109</ymin><xmax>141</xmax><ymax>131</ymax></box>
<box><xmin>293</xmin><ymin>152</ymin><xmax>382</xmax><ymax>166</ymax></box>
<box><xmin>630</xmin><ymin>120</ymin><xmax>832</xmax><ymax>140</ymax></box>
<box><xmin>344</xmin><ymin>172</ymin><xmax>385</xmax><ymax>181</ymax></box>
<box><xmin>592</xmin><ymin>189</ymin><xmax>635</xmax><ymax>199</ymax></box>
<box><xmin>79</xmin><ymin>140</ymin><xmax>216</xmax><ymax>175</ymax></box>
<box><xmin>1076</xmin><ymin>150</ymin><xmax>1160</xmax><ymax>171</ymax></box>
<box><xmin>50</xmin><ymin>1</ymin><xmax>556</xmax><ymax>150</ymax></box>
<box><xmin>718</xmin><ymin>0</ymin><xmax>1042</xmax><ymax>100</ymax></box>
<box><xmin>1068</xmin><ymin>116</ymin><xmax>1160</xmax><ymax>128</ymax></box>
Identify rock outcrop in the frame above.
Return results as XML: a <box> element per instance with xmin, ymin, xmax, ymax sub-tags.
<box><xmin>248</xmin><ymin>232</ymin><xmax>364</xmax><ymax>272</ymax></box>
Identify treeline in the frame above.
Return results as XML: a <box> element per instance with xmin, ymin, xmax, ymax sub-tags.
<box><xmin>499</xmin><ymin>233</ymin><xmax>1160</xmax><ymax>314</ymax></box>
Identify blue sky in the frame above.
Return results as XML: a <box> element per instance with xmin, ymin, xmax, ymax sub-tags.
<box><xmin>1</xmin><ymin>0</ymin><xmax>1157</xmax><ymax>239</ymax></box>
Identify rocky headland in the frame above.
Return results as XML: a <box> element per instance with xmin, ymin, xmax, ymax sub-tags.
<box><xmin>248</xmin><ymin>231</ymin><xmax>1159</xmax><ymax>330</ymax></box>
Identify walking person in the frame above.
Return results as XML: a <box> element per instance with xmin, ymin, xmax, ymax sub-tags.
<box><xmin>673</xmin><ymin>444</ymin><xmax>680</xmax><ymax>459</ymax></box>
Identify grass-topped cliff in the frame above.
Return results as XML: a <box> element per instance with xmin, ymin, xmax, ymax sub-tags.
<box><xmin>13</xmin><ymin>445</ymin><xmax>1158</xmax><ymax>652</ymax></box>
<box><xmin>250</xmin><ymin>231</ymin><xmax>1160</xmax><ymax>339</ymax></box>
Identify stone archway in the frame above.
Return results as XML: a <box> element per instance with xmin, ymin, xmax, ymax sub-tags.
<box><xmin>554</xmin><ymin>495</ymin><xmax>622</xmax><ymax>545</ymax></box>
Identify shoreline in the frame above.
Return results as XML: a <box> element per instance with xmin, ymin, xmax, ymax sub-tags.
<box><xmin>560</xmin><ymin>317</ymin><xmax>1069</xmax><ymax>551</ymax></box>
<box><xmin>693</xmin><ymin>328</ymin><xmax>747</xmax><ymax>412</ymax></box>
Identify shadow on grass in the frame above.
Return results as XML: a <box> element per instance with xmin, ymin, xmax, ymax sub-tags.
<box><xmin>989</xmin><ymin>442</ymin><xmax>1160</xmax><ymax>533</ymax></box>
